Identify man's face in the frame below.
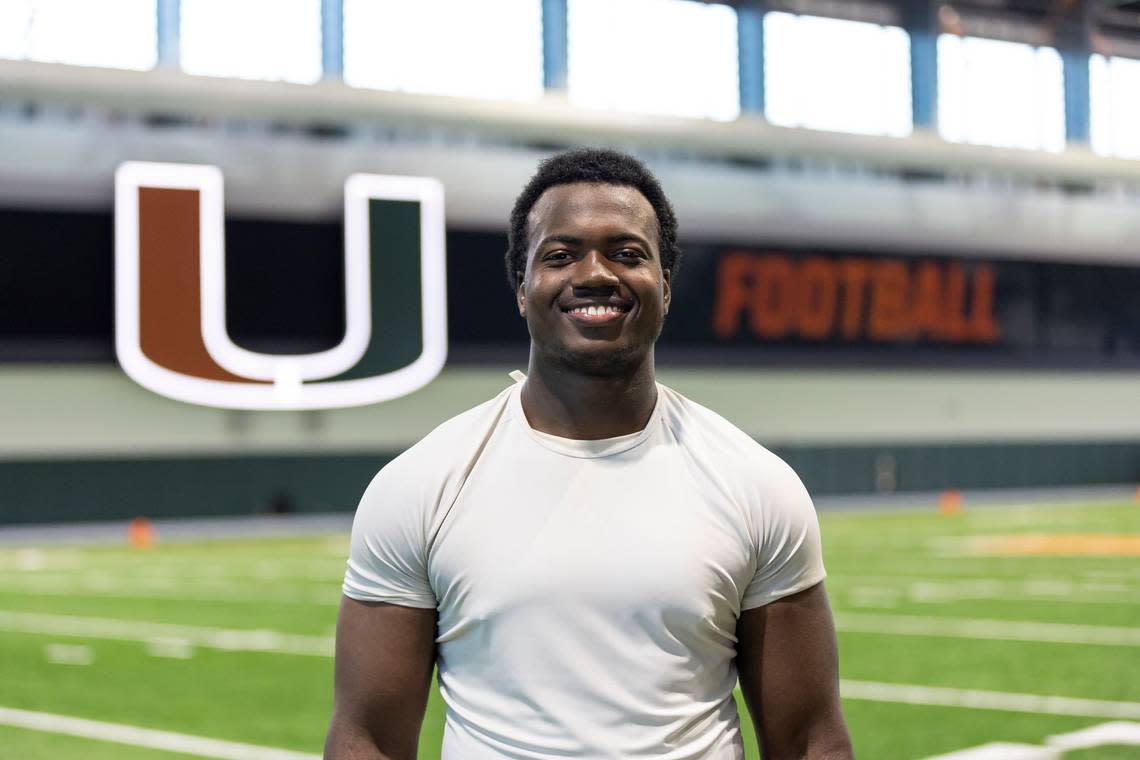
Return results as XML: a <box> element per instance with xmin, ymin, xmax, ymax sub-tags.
<box><xmin>518</xmin><ymin>182</ymin><xmax>671</xmax><ymax>376</ymax></box>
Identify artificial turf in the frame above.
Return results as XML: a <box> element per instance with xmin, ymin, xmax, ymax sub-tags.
<box><xmin>0</xmin><ymin>501</ymin><xmax>1136</xmax><ymax>758</ymax></box>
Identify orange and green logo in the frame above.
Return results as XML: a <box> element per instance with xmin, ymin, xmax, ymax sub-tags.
<box><xmin>115</xmin><ymin>161</ymin><xmax>447</xmax><ymax>410</ymax></box>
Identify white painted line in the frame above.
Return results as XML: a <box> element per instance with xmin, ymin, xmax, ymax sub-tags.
<box><xmin>145</xmin><ymin>637</ymin><xmax>194</xmax><ymax>659</ymax></box>
<box><xmin>920</xmin><ymin>741</ymin><xmax>1050</xmax><ymax>760</ymax></box>
<box><xmin>43</xmin><ymin>643</ymin><xmax>93</xmax><ymax>666</ymax></box>
<box><xmin>0</xmin><ymin>578</ymin><xmax>337</xmax><ymax>610</ymax></box>
<box><xmin>1049</xmin><ymin>720</ymin><xmax>1140</xmax><ymax>750</ymax></box>
<box><xmin>832</xmin><ymin>575</ymin><xmax>1140</xmax><ymax>606</ymax></box>
<box><xmin>0</xmin><ymin>706</ymin><xmax>319</xmax><ymax>759</ymax></box>
<box><xmin>842</xmin><ymin>680</ymin><xmax>1140</xmax><ymax>720</ymax></box>
<box><xmin>835</xmin><ymin>612</ymin><xmax>1140</xmax><ymax>647</ymax></box>
<box><xmin>0</xmin><ymin>575</ymin><xmax>339</xmax><ymax>606</ymax></box>
<box><xmin>0</xmin><ymin>611</ymin><xmax>333</xmax><ymax>657</ymax></box>
<box><xmin>921</xmin><ymin>720</ymin><xmax>1140</xmax><ymax>759</ymax></box>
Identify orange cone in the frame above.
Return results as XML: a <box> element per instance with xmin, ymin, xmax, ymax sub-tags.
<box><xmin>128</xmin><ymin>516</ymin><xmax>155</xmax><ymax>549</ymax></box>
<box><xmin>939</xmin><ymin>490</ymin><xmax>962</xmax><ymax>515</ymax></box>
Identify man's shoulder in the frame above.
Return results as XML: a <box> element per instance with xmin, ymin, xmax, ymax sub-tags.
<box><xmin>390</xmin><ymin>384</ymin><xmax>515</xmax><ymax>469</ymax></box>
<box><xmin>658</xmin><ymin>384</ymin><xmax>804</xmax><ymax>494</ymax></box>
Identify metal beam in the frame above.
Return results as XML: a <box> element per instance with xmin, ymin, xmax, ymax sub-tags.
<box><xmin>737</xmin><ymin>5</ymin><xmax>765</xmax><ymax>115</ymax></box>
<box><xmin>321</xmin><ymin>0</ymin><xmax>345</xmax><ymax>80</ymax></box>
<box><xmin>156</xmin><ymin>0</ymin><xmax>180</xmax><ymax>69</ymax></box>
<box><xmin>900</xmin><ymin>0</ymin><xmax>939</xmax><ymax>130</ymax></box>
<box><xmin>542</xmin><ymin>0</ymin><xmax>569</xmax><ymax>91</ymax></box>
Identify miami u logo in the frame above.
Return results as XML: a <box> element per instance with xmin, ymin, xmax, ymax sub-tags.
<box><xmin>114</xmin><ymin>161</ymin><xmax>447</xmax><ymax>410</ymax></box>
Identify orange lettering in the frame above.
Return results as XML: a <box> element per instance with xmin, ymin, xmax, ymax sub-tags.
<box><xmin>712</xmin><ymin>252</ymin><xmax>757</xmax><ymax>338</ymax></box>
<box><xmin>751</xmin><ymin>255</ymin><xmax>795</xmax><ymax>339</ymax></box>
<box><xmin>942</xmin><ymin>263</ymin><xmax>968</xmax><ymax>342</ymax></box>
<box><xmin>869</xmin><ymin>260</ymin><xmax>912</xmax><ymax>340</ymax></box>
<box><xmin>796</xmin><ymin>257</ymin><xmax>838</xmax><ymax>339</ymax></box>
<box><xmin>912</xmin><ymin>262</ymin><xmax>945</xmax><ymax>340</ymax></box>
<box><xmin>969</xmin><ymin>265</ymin><xmax>1000</xmax><ymax>343</ymax></box>
<box><xmin>838</xmin><ymin>259</ymin><xmax>870</xmax><ymax>339</ymax></box>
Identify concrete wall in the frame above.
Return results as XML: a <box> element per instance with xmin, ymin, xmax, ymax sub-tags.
<box><xmin>2</xmin><ymin>365</ymin><xmax>1138</xmax><ymax>523</ymax></box>
<box><xmin>2</xmin><ymin>365</ymin><xmax>1139</xmax><ymax>459</ymax></box>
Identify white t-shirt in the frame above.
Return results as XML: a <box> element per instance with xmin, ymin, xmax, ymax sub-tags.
<box><xmin>344</xmin><ymin>379</ymin><xmax>826</xmax><ymax>759</ymax></box>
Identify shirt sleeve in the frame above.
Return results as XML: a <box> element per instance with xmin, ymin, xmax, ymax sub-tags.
<box><xmin>342</xmin><ymin>460</ymin><xmax>438</xmax><ymax>609</ymax></box>
<box><xmin>740</xmin><ymin>455</ymin><xmax>827</xmax><ymax>610</ymax></box>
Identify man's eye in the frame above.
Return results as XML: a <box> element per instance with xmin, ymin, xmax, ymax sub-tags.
<box><xmin>545</xmin><ymin>251</ymin><xmax>572</xmax><ymax>261</ymax></box>
<box><xmin>615</xmin><ymin>249</ymin><xmax>644</xmax><ymax>260</ymax></box>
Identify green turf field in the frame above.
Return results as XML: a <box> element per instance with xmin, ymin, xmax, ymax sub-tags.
<box><xmin>1</xmin><ymin>500</ymin><xmax>1138</xmax><ymax>759</ymax></box>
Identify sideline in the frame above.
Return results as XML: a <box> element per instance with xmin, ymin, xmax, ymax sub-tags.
<box><xmin>922</xmin><ymin>721</ymin><xmax>1140</xmax><ymax>759</ymax></box>
<box><xmin>835</xmin><ymin>612</ymin><xmax>1140</xmax><ymax>647</ymax></box>
<box><xmin>842</xmin><ymin>680</ymin><xmax>1140</xmax><ymax>720</ymax></box>
<box><xmin>0</xmin><ymin>706</ymin><xmax>320</xmax><ymax>760</ymax></box>
<box><xmin>0</xmin><ymin>610</ymin><xmax>333</xmax><ymax>657</ymax></box>
<box><xmin>6</xmin><ymin>608</ymin><xmax>1139</xmax><ymax>658</ymax></box>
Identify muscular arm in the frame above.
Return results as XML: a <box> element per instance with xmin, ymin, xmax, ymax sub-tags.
<box><xmin>324</xmin><ymin>597</ymin><xmax>437</xmax><ymax>760</ymax></box>
<box><xmin>736</xmin><ymin>582</ymin><xmax>853</xmax><ymax>760</ymax></box>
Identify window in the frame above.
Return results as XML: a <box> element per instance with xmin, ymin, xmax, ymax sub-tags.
<box><xmin>1090</xmin><ymin>54</ymin><xmax>1140</xmax><ymax>159</ymax></box>
<box><xmin>567</xmin><ymin>0</ymin><xmax>739</xmax><ymax>121</ymax></box>
<box><xmin>937</xmin><ymin>35</ymin><xmax>1065</xmax><ymax>152</ymax></box>
<box><xmin>763</xmin><ymin>12</ymin><xmax>912</xmax><ymax>137</ymax></box>
<box><xmin>344</xmin><ymin>0</ymin><xmax>543</xmax><ymax>101</ymax></box>
<box><xmin>0</xmin><ymin>0</ymin><xmax>156</xmax><ymax>70</ymax></box>
<box><xmin>180</xmin><ymin>0</ymin><xmax>322</xmax><ymax>84</ymax></box>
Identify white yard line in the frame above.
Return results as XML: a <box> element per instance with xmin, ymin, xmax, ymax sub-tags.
<box><xmin>841</xmin><ymin>681</ymin><xmax>1140</xmax><ymax>720</ymax></box>
<box><xmin>0</xmin><ymin>611</ymin><xmax>334</xmax><ymax>657</ymax></box>
<box><xmin>835</xmin><ymin>612</ymin><xmax>1140</xmax><ymax>647</ymax></box>
<box><xmin>0</xmin><ymin>706</ymin><xmax>319</xmax><ymax>759</ymax></box>
<box><xmin>0</xmin><ymin>577</ymin><xmax>340</xmax><ymax>606</ymax></box>
<box><xmin>921</xmin><ymin>720</ymin><xmax>1140</xmax><ymax>759</ymax></box>
<box><xmin>832</xmin><ymin>575</ymin><xmax>1140</xmax><ymax>606</ymax></box>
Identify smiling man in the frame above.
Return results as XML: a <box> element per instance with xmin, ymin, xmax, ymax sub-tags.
<box><xmin>324</xmin><ymin>149</ymin><xmax>853</xmax><ymax>760</ymax></box>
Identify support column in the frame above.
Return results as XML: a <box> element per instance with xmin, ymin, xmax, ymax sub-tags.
<box><xmin>900</xmin><ymin>0</ymin><xmax>939</xmax><ymax>130</ymax></box>
<box><xmin>321</xmin><ymin>0</ymin><xmax>345</xmax><ymax>80</ymax></box>
<box><xmin>738</xmin><ymin>4</ymin><xmax>765</xmax><ymax>115</ymax></box>
<box><xmin>542</xmin><ymin>0</ymin><xmax>569</xmax><ymax>92</ymax></box>
<box><xmin>156</xmin><ymin>0</ymin><xmax>180</xmax><ymax>69</ymax></box>
<box><xmin>1057</xmin><ymin>12</ymin><xmax>1092</xmax><ymax>145</ymax></box>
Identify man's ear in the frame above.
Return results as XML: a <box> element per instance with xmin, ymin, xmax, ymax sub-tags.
<box><xmin>662</xmin><ymin>268</ymin><xmax>672</xmax><ymax>315</ymax></box>
<box><xmin>516</xmin><ymin>273</ymin><xmax>526</xmax><ymax>317</ymax></box>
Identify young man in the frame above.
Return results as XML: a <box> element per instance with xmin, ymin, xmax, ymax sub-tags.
<box><xmin>325</xmin><ymin>149</ymin><xmax>853</xmax><ymax>760</ymax></box>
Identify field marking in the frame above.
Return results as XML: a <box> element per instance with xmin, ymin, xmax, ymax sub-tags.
<box><xmin>43</xmin><ymin>643</ymin><xmax>94</xmax><ymax>666</ymax></box>
<box><xmin>0</xmin><ymin>705</ymin><xmax>319</xmax><ymax>759</ymax></box>
<box><xmin>834</xmin><ymin>575</ymin><xmax>1140</xmax><ymax>606</ymax></box>
<box><xmin>842</xmin><ymin>680</ymin><xmax>1140</xmax><ymax>720</ymax></box>
<box><xmin>922</xmin><ymin>720</ymin><xmax>1140</xmax><ymax>759</ymax></box>
<box><xmin>835</xmin><ymin>612</ymin><xmax>1140</xmax><ymax>647</ymax></box>
<box><xmin>0</xmin><ymin>576</ymin><xmax>340</xmax><ymax>606</ymax></box>
<box><xmin>0</xmin><ymin>611</ymin><xmax>334</xmax><ymax>657</ymax></box>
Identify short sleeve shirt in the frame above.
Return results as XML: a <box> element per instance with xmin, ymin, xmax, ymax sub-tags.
<box><xmin>344</xmin><ymin>380</ymin><xmax>826</xmax><ymax>759</ymax></box>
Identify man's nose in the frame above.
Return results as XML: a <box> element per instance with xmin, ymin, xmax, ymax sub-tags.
<box><xmin>573</xmin><ymin>250</ymin><xmax>619</xmax><ymax>289</ymax></box>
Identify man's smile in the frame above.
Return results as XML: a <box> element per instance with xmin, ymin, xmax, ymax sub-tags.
<box><xmin>561</xmin><ymin>300</ymin><xmax>633</xmax><ymax>326</ymax></box>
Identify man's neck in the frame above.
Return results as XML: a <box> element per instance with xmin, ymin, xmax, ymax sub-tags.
<box><xmin>519</xmin><ymin>351</ymin><xmax>658</xmax><ymax>440</ymax></box>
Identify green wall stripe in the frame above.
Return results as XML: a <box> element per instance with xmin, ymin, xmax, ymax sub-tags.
<box><xmin>2</xmin><ymin>440</ymin><xmax>1138</xmax><ymax>525</ymax></box>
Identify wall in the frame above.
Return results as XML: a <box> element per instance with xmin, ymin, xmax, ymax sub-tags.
<box><xmin>2</xmin><ymin>365</ymin><xmax>1137</xmax><ymax>523</ymax></box>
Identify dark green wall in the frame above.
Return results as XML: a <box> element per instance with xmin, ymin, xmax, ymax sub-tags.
<box><xmin>2</xmin><ymin>440</ymin><xmax>1139</xmax><ymax>525</ymax></box>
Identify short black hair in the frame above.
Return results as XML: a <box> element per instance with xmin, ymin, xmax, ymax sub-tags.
<box><xmin>505</xmin><ymin>148</ymin><xmax>682</xmax><ymax>292</ymax></box>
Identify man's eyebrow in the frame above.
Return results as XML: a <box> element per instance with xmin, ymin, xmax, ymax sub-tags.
<box><xmin>537</xmin><ymin>234</ymin><xmax>583</xmax><ymax>247</ymax></box>
<box><xmin>605</xmin><ymin>233</ymin><xmax>651</xmax><ymax>246</ymax></box>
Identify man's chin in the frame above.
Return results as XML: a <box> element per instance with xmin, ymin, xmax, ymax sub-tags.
<box><xmin>546</xmin><ymin>343</ymin><xmax>648</xmax><ymax>378</ymax></box>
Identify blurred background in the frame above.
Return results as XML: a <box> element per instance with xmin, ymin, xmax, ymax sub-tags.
<box><xmin>1</xmin><ymin>0</ymin><xmax>1139</xmax><ymax>758</ymax></box>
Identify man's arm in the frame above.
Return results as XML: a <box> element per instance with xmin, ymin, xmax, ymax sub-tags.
<box><xmin>736</xmin><ymin>582</ymin><xmax>853</xmax><ymax>760</ymax></box>
<box><xmin>324</xmin><ymin>596</ymin><xmax>437</xmax><ymax>760</ymax></box>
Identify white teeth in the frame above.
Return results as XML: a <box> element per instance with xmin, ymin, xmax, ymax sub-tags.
<box><xmin>570</xmin><ymin>305</ymin><xmax>624</xmax><ymax>316</ymax></box>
